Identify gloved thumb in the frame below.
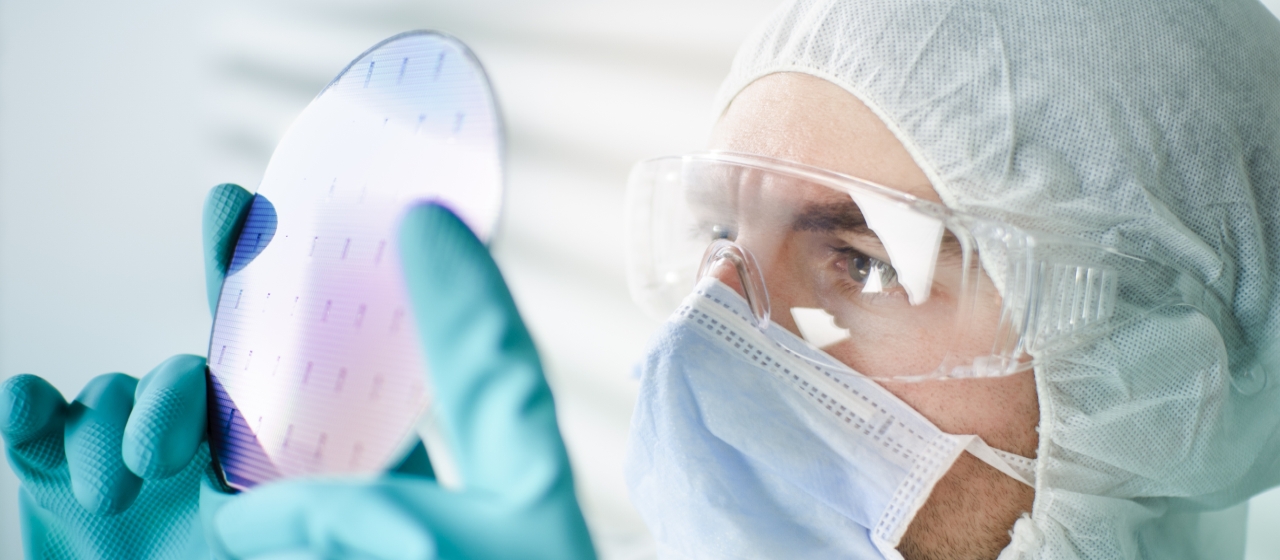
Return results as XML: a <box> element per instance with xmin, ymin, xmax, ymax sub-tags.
<box><xmin>203</xmin><ymin>183</ymin><xmax>255</xmax><ymax>315</ymax></box>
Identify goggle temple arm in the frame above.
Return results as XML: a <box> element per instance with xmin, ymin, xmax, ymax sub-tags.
<box><xmin>697</xmin><ymin>239</ymin><xmax>771</xmax><ymax>329</ymax></box>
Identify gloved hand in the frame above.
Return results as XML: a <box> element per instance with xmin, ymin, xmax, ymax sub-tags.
<box><xmin>0</xmin><ymin>184</ymin><xmax>257</xmax><ymax>559</ymax></box>
<box><xmin>1</xmin><ymin>358</ymin><xmax>212</xmax><ymax>559</ymax></box>
<box><xmin>204</xmin><ymin>200</ymin><xmax>597</xmax><ymax>560</ymax></box>
<box><xmin>5</xmin><ymin>181</ymin><xmax>596</xmax><ymax>560</ymax></box>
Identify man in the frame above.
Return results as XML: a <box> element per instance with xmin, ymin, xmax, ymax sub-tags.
<box><xmin>4</xmin><ymin>0</ymin><xmax>1280</xmax><ymax>559</ymax></box>
<box><xmin>623</xmin><ymin>71</ymin><xmax>1038</xmax><ymax>559</ymax></box>
<box><xmin>624</xmin><ymin>0</ymin><xmax>1280</xmax><ymax>557</ymax></box>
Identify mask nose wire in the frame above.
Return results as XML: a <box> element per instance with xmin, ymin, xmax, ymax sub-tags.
<box><xmin>697</xmin><ymin>239</ymin><xmax>771</xmax><ymax>329</ymax></box>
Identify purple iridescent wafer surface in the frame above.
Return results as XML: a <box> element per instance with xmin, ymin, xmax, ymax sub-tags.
<box><xmin>207</xmin><ymin>31</ymin><xmax>503</xmax><ymax>491</ymax></box>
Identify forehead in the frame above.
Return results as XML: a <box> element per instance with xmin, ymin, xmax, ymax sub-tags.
<box><xmin>707</xmin><ymin>72</ymin><xmax>942</xmax><ymax>205</ymax></box>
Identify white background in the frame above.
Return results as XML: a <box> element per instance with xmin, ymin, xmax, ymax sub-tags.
<box><xmin>0</xmin><ymin>1</ymin><xmax>776</xmax><ymax>557</ymax></box>
<box><xmin>2</xmin><ymin>1</ymin><xmax>1279</xmax><ymax>559</ymax></box>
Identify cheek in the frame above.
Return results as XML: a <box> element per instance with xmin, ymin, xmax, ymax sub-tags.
<box><xmin>821</xmin><ymin>320</ymin><xmax>947</xmax><ymax>376</ymax></box>
<box><xmin>813</xmin><ymin>260</ymin><xmax>1007</xmax><ymax>379</ymax></box>
<box><xmin>817</xmin><ymin>291</ymin><xmax>972</xmax><ymax>378</ymax></box>
<box><xmin>878</xmin><ymin>371</ymin><xmax>1040</xmax><ymax>457</ymax></box>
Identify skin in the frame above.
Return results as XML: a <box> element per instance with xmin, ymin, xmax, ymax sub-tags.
<box><xmin>707</xmin><ymin>72</ymin><xmax>1038</xmax><ymax>559</ymax></box>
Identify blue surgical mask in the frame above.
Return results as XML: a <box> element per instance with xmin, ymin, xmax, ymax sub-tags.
<box><xmin>625</xmin><ymin>278</ymin><xmax>1034</xmax><ymax>559</ymax></box>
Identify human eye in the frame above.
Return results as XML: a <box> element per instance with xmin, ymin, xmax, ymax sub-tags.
<box><xmin>830</xmin><ymin>246</ymin><xmax>899</xmax><ymax>293</ymax></box>
<box><xmin>688</xmin><ymin>221</ymin><xmax>736</xmax><ymax>242</ymax></box>
<box><xmin>706</xmin><ymin>223</ymin><xmax>737</xmax><ymax>241</ymax></box>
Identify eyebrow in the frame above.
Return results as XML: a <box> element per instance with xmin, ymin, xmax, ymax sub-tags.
<box><xmin>791</xmin><ymin>199</ymin><xmax>964</xmax><ymax>255</ymax></box>
<box><xmin>791</xmin><ymin>200</ymin><xmax>873</xmax><ymax>234</ymax></box>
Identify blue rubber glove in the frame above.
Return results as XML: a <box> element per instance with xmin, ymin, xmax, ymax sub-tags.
<box><xmin>0</xmin><ymin>183</ymin><xmax>255</xmax><ymax>559</ymax></box>
<box><xmin>205</xmin><ymin>203</ymin><xmax>597</xmax><ymax>560</ymax></box>
<box><xmin>5</xmin><ymin>181</ymin><xmax>594</xmax><ymax>559</ymax></box>
<box><xmin>1</xmin><ymin>357</ymin><xmax>213</xmax><ymax>559</ymax></box>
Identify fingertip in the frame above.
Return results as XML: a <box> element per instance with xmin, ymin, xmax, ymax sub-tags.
<box><xmin>401</xmin><ymin>201</ymin><xmax>458</xmax><ymax>225</ymax></box>
<box><xmin>204</xmin><ymin>184</ymin><xmax>253</xmax><ymax>248</ymax></box>
<box><xmin>399</xmin><ymin>203</ymin><xmax>487</xmax><ymax>270</ymax></box>
<box><xmin>0</xmin><ymin>374</ymin><xmax>67</xmax><ymax>445</ymax></box>
<box><xmin>70</xmin><ymin>373</ymin><xmax>138</xmax><ymax>416</ymax></box>
<box><xmin>397</xmin><ymin>202</ymin><xmax>511</xmax><ymax>333</ymax></box>
<box><xmin>204</xmin><ymin>183</ymin><xmax>254</xmax><ymax>313</ymax></box>
<box><xmin>134</xmin><ymin>354</ymin><xmax>207</xmax><ymax>398</ymax></box>
<box><xmin>125</xmin><ymin>355</ymin><xmax>208</xmax><ymax>479</ymax></box>
<box><xmin>204</xmin><ymin>184</ymin><xmax>253</xmax><ymax>233</ymax></box>
<box><xmin>65</xmin><ymin>373</ymin><xmax>143</xmax><ymax>515</ymax></box>
<box><xmin>399</xmin><ymin>200</ymin><xmax>573</xmax><ymax>498</ymax></box>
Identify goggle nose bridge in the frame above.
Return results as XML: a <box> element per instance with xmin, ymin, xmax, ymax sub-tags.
<box><xmin>697</xmin><ymin>239</ymin><xmax>771</xmax><ymax>328</ymax></box>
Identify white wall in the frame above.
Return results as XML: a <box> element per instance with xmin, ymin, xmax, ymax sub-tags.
<box><xmin>0</xmin><ymin>1</ymin><xmax>213</xmax><ymax>553</ymax></box>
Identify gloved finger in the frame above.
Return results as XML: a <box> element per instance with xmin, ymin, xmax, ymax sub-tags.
<box><xmin>123</xmin><ymin>354</ymin><xmax>208</xmax><ymax>479</ymax></box>
<box><xmin>212</xmin><ymin>480</ymin><xmax>436</xmax><ymax>560</ymax></box>
<box><xmin>64</xmin><ymin>373</ymin><xmax>144</xmax><ymax>514</ymax></box>
<box><xmin>0</xmin><ymin>374</ymin><xmax>69</xmax><ymax>470</ymax></box>
<box><xmin>203</xmin><ymin>183</ymin><xmax>255</xmax><ymax>314</ymax></box>
<box><xmin>200</xmin><ymin>470</ymin><xmax>239</xmax><ymax>558</ymax></box>
<box><xmin>398</xmin><ymin>204</ymin><xmax>573</xmax><ymax>500</ymax></box>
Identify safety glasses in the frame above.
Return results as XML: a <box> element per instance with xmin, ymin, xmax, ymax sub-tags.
<box><xmin>625</xmin><ymin>151</ymin><xmax>1202</xmax><ymax>381</ymax></box>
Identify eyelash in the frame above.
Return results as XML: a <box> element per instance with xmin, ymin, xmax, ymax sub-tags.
<box><xmin>829</xmin><ymin>245</ymin><xmax>898</xmax><ymax>295</ymax></box>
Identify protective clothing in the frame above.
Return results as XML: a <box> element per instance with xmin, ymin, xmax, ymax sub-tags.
<box><xmin>627</xmin><ymin>277</ymin><xmax>1036</xmax><ymax>559</ymax></box>
<box><xmin>697</xmin><ymin>0</ymin><xmax>1280</xmax><ymax>557</ymax></box>
<box><xmin>3</xmin><ymin>184</ymin><xmax>597</xmax><ymax>560</ymax></box>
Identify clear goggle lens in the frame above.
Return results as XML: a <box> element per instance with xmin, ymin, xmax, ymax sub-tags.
<box><xmin>626</xmin><ymin>152</ymin><xmax>1154</xmax><ymax>380</ymax></box>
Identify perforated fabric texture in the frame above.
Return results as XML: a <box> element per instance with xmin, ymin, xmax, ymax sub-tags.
<box><xmin>713</xmin><ymin>1</ymin><xmax>1280</xmax><ymax>558</ymax></box>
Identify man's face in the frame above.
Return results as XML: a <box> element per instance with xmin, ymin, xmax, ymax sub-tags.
<box><xmin>707</xmin><ymin>72</ymin><xmax>1039</xmax><ymax>559</ymax></box>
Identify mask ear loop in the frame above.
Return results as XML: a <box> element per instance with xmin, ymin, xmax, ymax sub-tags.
<box><xmin>697</xmin><ymin>239</ymin><xmax>771</xmax><ymax>328</ymax></box>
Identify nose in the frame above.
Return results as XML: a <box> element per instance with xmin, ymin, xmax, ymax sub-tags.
<box><xmin>703</xmin><ymin>255</ymin><xmax>749</xmax><ymax>299</ymax></box>
<box><xmin>697</xmin><ymin>240</ymin><xmax>771</xmax><ymax>326</ymax></box>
